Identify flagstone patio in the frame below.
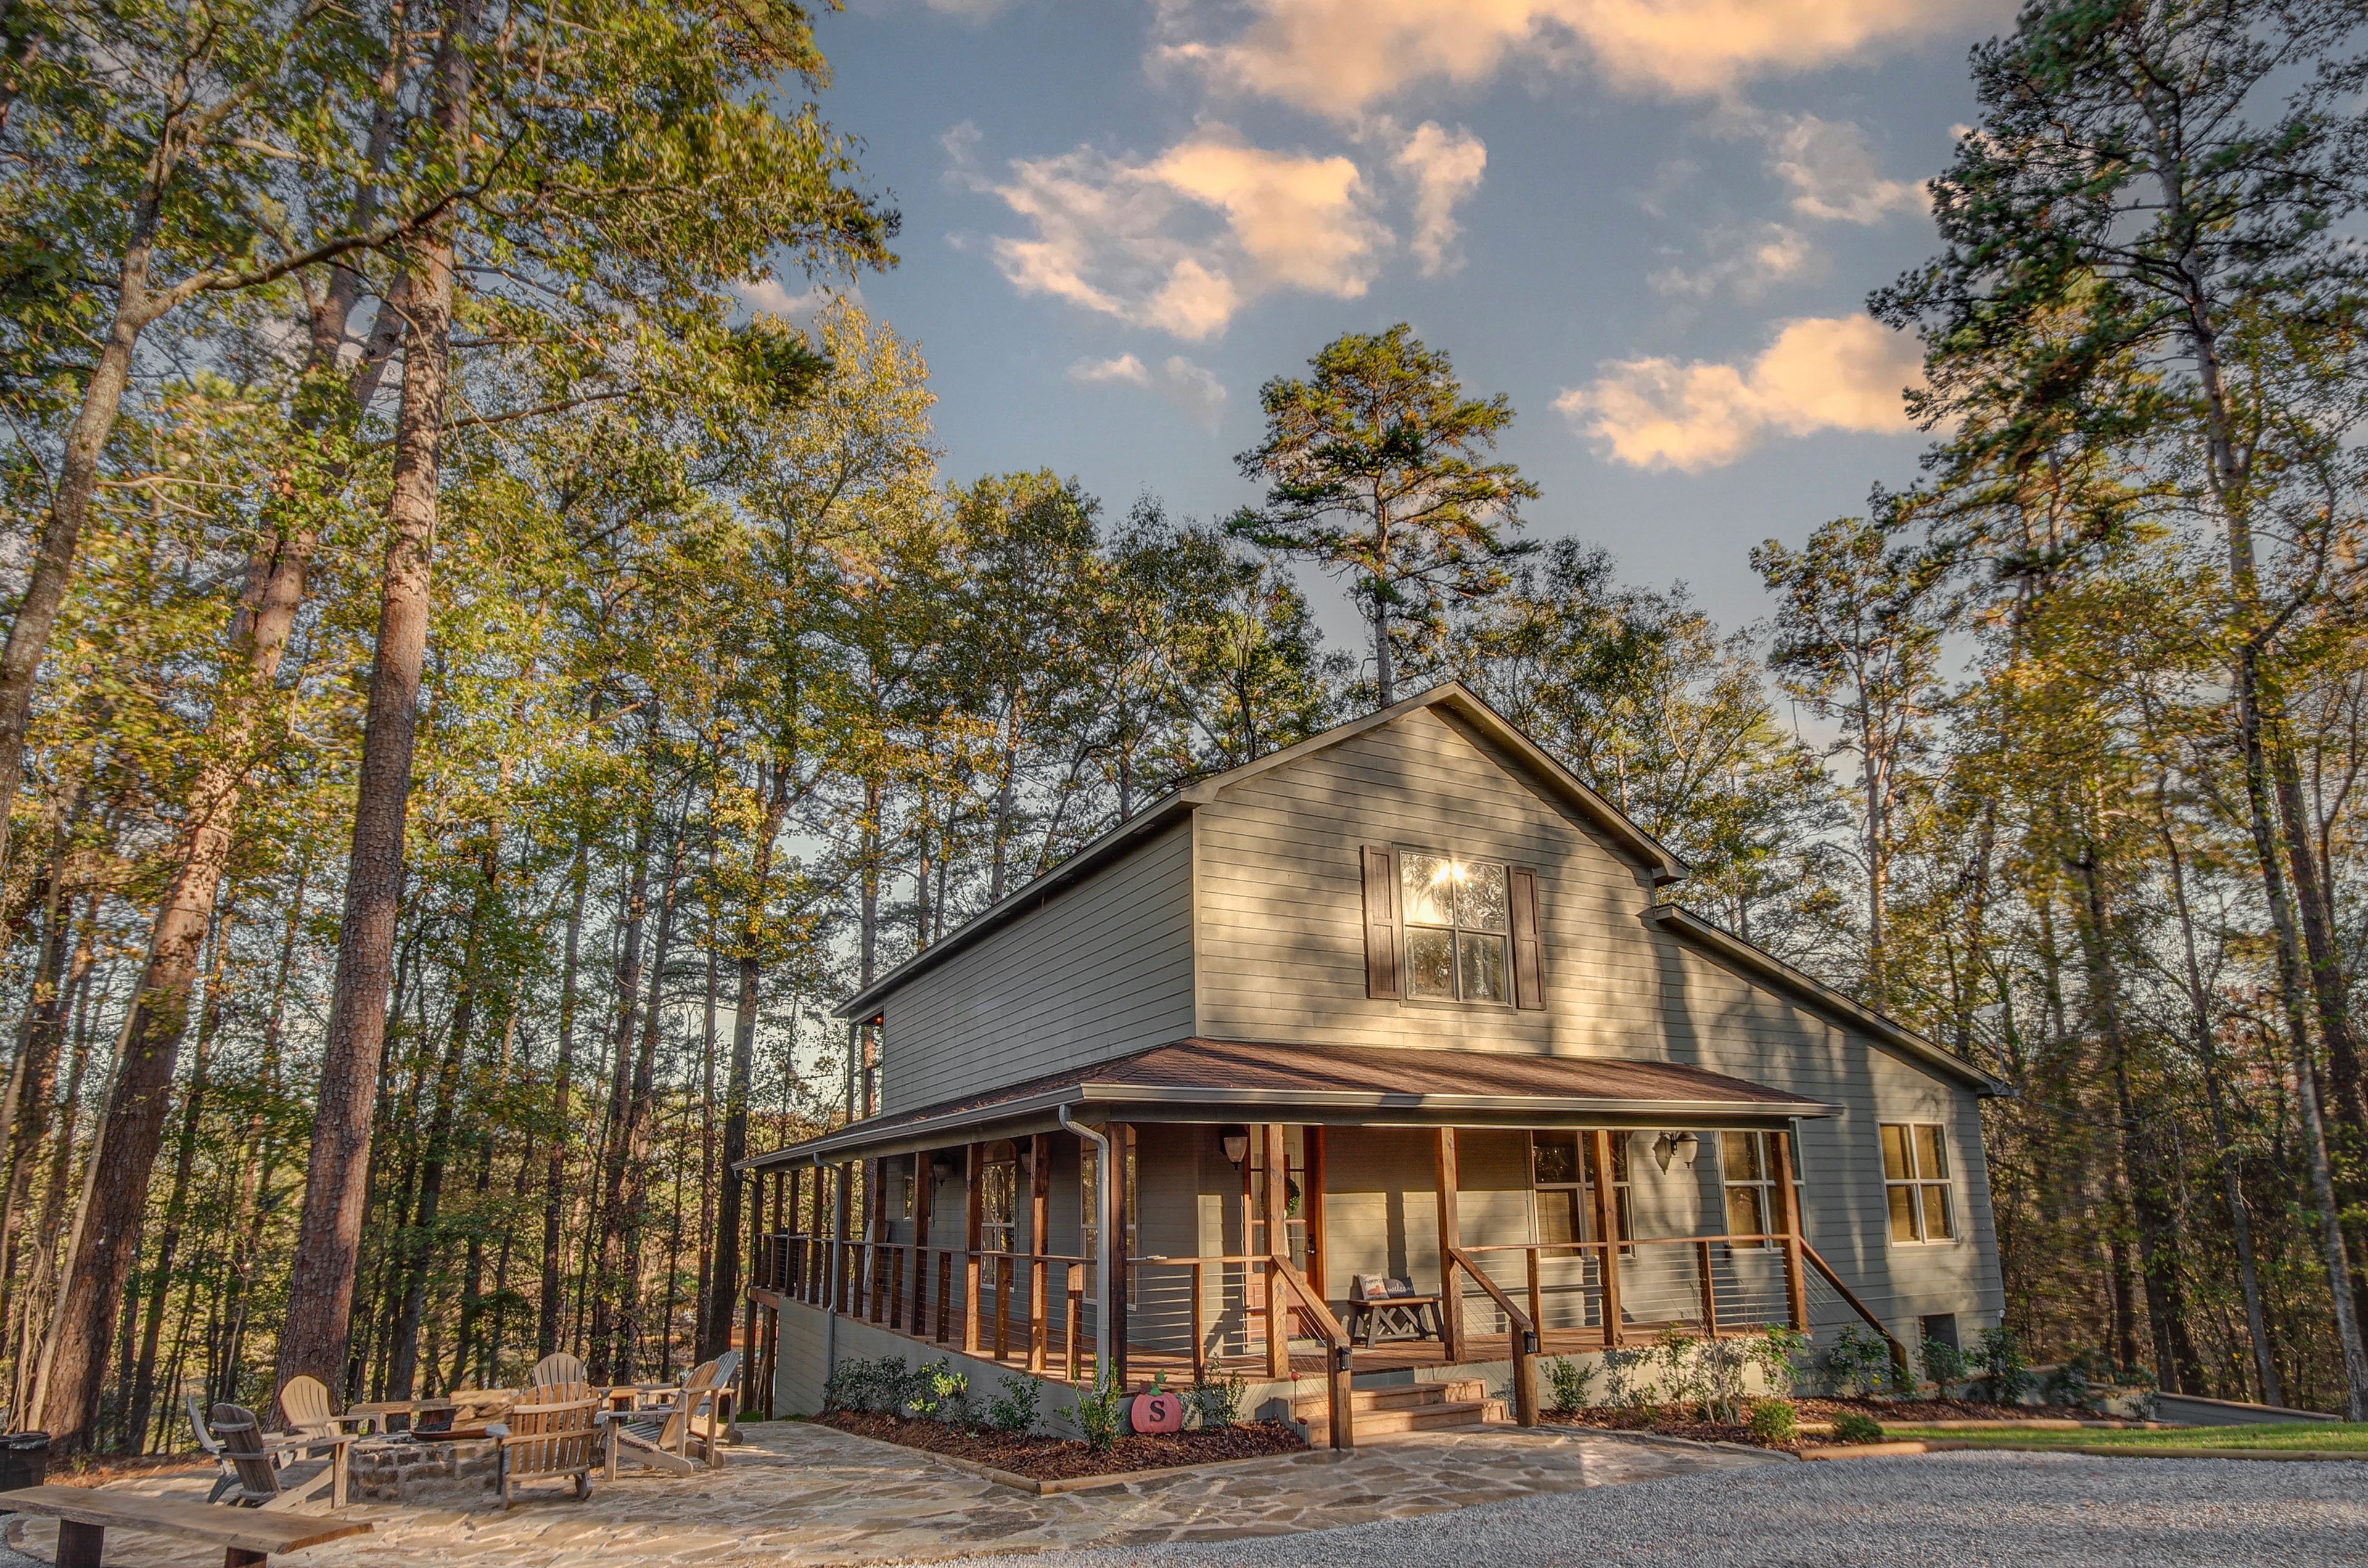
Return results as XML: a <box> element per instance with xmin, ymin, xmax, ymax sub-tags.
<box><xmin>0</xmin><ymin>1419</ymin><xmax>1782</xmax><ymax>1567</ymax></box>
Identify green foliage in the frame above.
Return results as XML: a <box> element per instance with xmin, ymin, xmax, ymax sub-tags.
<box><xmin>1063</xmin><ymin>1365</ymin><xmax>1126</xmax><ymax>1452</ymax></box>
<box><xmin>1188</xmin><ymin>1369</ymin><xmax>1248</xmax><ymax>1430</ymax></box>
<box><xmin>823</xmin><ymin>1357</ymin><xmax>911</xmax><ymax>1415</ymax></box>
<box><xmin>1824</xmin><ymin>1326</ymin><xmax>1894</xmax><ymax>1400</ymax></box>
<box><xmin>986</xmin><ymin>1374</ymin><xmax>1043</xmax><ymax>1435</ymax></box>
<box><xmin>1975</xmin><ymin>1327</ymin><xmax>2034</xmax><ymax>1406</ymax></box>
<box><xmin>1920</xmin><ymin>1337</ymin><xmax>1969</xmax><ymax>1399</ymax></box>
<box><xmin>1749</xmin><ymin>1328</ymin><xmax>1809</xmax><ymax>1399</ymax></box>
<box><xmin>907</xmin><ymin>1358</ymin><xmax>976</xmax><ymax>1426</ymax></box>
<box><xmin>1832</xmin><ymin>1412</ymin><xmax>1885</xmax><ymax>1445</ymax></box>
<box><xmin>1545</xmin><ymin>1356</ymin><xmax>1597</xmax><ymax>1414</ymax></box>
<box><xmin>1748</xmin><ymin>1398</ymin><xmax>1798</xmax><ymax>1443</ymax></box>
<box><xmin>1600</xmin><ymin>1345</ymin><xmax>1654</xmax><ymax>1408</ymax></box>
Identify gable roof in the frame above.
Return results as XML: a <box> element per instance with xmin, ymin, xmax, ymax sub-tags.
<box><xmin>832</xmin><ymin>681</ymin><xmax>1684</xmax><ymax>1022</ymax></box>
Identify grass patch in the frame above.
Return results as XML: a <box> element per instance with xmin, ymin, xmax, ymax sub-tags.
<box><xmin>1883</xmin><ymin>1421</ymin><xmax>2368</xmax><ymax>1453</ymax></box>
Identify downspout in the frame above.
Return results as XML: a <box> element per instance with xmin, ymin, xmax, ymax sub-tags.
<box><xmin>821</xmin><ymin>1158</ymin><xmax>838</xmax><ymax>1389</ymax></box>
<box><xmin>1058</xmin><ymin>1104</ymin><xmax>1113</xmax><ymax>1381</ymax></box>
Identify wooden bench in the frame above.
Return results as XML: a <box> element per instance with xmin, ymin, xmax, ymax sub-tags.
<box><xmin>1</xmin><ymin>1484</ymin><xmax>371</xmax><ymax>1567</ymax></box>
<box><xmin>1342</xmin><ymin>1292</ymin><xmax>1445</xmax><ymax>1347</ymax></box>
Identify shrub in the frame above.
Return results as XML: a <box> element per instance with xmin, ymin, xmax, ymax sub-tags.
<box><xmin>1600</xmin><ymin>1345</ymin><xmax>1654</xmax><ymax>1408</ymax></box>
<box><xmin>1063</xmin><ymin>1365</ymin><xmax>1125</xmax><ymax>1451</ymax></box>
<box><xmin>2043</xmin><ymin>1347</ymin><xmax>2117</xmax><ymax>1412</ymax></box>
<box><xmin>1654</xmin><ymin>1328</ymin><xmax>1706</xmax><ymax>1413</ymax></box>
<box><xmin>1973</xmin><ymin>1325</ymin><xmax>2034</xmax><ymax>1405</ymax></box>
<box><xmin>1698</xmin><ymin>1336</ymin><xmax>1754</xmax><ymax>1424</ymax></box>
<box><xmin>906</xmin><ymin>1358</ymin><xmax>977</xmax><ymax>1426</ymax></box>
<box><xmin>1832</xmin><ymin>1411</ymin><xmax>1884</xmax><ymax>1444</ymax></box>
<box><xmin>822</xmin><ymin>1355</ymin><xmax>912</xmax><ymax>1415</ymax></box>
<box><xmin>1748</xmin><ymin>1398</ymin><xmax>1798</xmax><ymax>1443</ymax></box>
<box><xmin>1188</xmin><ymin>1368</ymin><xmax>1247</xmax><ymax>1429</ymax></box>
<box><xmin>1748</xmin><ymin>1327</ymin><xmax>1809</xmax><ymax>1399</ymax></box>
<box><xmin>1920</xmin><ymin>1336</ymin><xmax>1968</xmax><ymax>1398</ymax></box>
<box><xmin>1546</xmin><ymin>1356</ymin><xmax>1597</xmax><ymax>1414</ymax></box>
<box><xmin>986</xmin><ymin>1373</ymin><xmax>1042</xmax><ymax>1434</ymax></box>
<box><xmin>1823</xmin><ymin>1326</ymin><xmax>1891</xmax><ymax>1398</ymax></box>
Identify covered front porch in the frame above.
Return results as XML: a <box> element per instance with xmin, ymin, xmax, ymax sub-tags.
<box><xmin>739</xmin><ymin>1040</ymin><xmax>1905</xmax><ymax>1445</ymax></box>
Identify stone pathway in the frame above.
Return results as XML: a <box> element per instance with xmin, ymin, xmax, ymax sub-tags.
<box><xmin>0</xmin><ymin>1421</ymin><xmax>1778</xmax><ymax>1567</ymax></box>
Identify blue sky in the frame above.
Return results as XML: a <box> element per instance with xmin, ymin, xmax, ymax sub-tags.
<box><xmin>765</xmin><ymin>0</ymin><xmax>2017</xmax><ymax>641</ymax></box>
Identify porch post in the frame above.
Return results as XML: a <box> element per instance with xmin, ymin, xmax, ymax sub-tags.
<box><xmin>808</xmin><ymin>1160</ymin><xmax>830</xmax><ymax>1302</ymax></box>
<box><xmin>1304</xmin><ymin>1125</ymin><xmax>1328</xmax><ymax>1302</ymax></box>
<box><xmin>963</xmin><ymin>1143</ymin><xmax>985</xmax><ymax>1354</ymax></box>
<box><xmin>1029</xmin><ymin>1133</ymin><xmax>1052</xmax><ymax>1372</ymax></box>
<box><xmin>834</xmin><ymin>1162</ymin><xmax>855</xmax><ymax>1315</ymax></box>
<box><xmin>911</xmin><ymin>1149</ymin><xmax>935</xmax><ymax>1336</ymax></box>
<box><xmin>1109</xmin><ymin>1123</ymin><xmax>1133</xmax><ymax>1387</ymax></box>
<box><xmin>1773</xmin><ymin>1129</ymin><xmax>1807</xmax><ymax>1332</ymax></box>
<box><xmin>866</xmin><ymin>1157</ymin><xmax>889</xmax><ymax>1322</ymax></box>
<box><xmin>1262</xmin><ymin>1122</ymin><xmax>1291</xmax><ymax>1381</ymax></box>
<box><xmin>1434</xmin><ymin>1128</ymin><xmax>1465</xmax><ymax>1363</ymax></box>
<box><xmin>1588</xmin><ymin>1130</ymin><xmax>1624</xmax><ymax>1348</ymax></box>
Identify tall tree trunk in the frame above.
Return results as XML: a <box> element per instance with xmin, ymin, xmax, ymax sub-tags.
<box><xmin>586</xmin><ymin>818</ymin><xmax>652</xmax><ymax>1383</ymax></box>
<box><xmin>278</xmin><ymin>0</ymin><xmax>482</xmax><ymax>1394</ymax></box>
<box><xmin>539</xmin><ymin>839</ymin><xmax>590</xmax><ymax>1357</ymax></box>
<box><xmin>125</xmin><ymin>893</ymin><xmax>234</xmax><ymax>1448</ymax></box>
<box><xmin>604</xmin><ymin>826</ymin><xmax>683</xmax><ymax>1381</ymax></box>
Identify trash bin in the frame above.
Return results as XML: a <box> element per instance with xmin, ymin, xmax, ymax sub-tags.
<box><xmin>0</xmin><ymin>1433</ymin><xmax>47</xmax><ymax>1493</ymax></box>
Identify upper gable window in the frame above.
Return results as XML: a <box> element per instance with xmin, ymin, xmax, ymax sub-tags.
<box><xmin>1362</xmin><ymin>845</ymin><xmax>1545</xmax><ymax>1009</ymax></box>
<box><xmin>1402</xmin><ymin>852</ymin><xmax>1511</xmax><ymax>1003</ymax></box>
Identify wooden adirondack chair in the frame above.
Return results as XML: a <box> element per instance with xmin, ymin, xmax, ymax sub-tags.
<box><xmin>601</xmin><ymin>1357</ymin><xmax>731</xmax><ymax>1478</ymax></box>
<box><xmin>274</xmin><ymin>1375</ymin><xmax>376</xmax><ymax>1442</ymax></box>
<box><xmin>185</xmin><ymin>1395</ymin><xmax>242</xmax><ymax>1504</ymax></box>
<box><xmin>210</xmin><ymin>1403</ymin><xmax>351</xmax><ymax>1513</ymax></box>
<box><xmin>487</xmin><ymin>1394</ymin><xmax>598</xmax><ymax>1509</ymax></box>
<box><xmin>530</xmin><ymin>1352</ymin><xmax>587</xmax><ymax>1389</ymax></box>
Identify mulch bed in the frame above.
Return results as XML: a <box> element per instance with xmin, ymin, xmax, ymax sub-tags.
<box><xmin>818</xmin><ymin>1411</ymin><xmax>1305</xmax><ymax>1480</ymax></box>
<box><xmin>1540</xmin><ymin>1396</ymin><xmax>2107</xmax><ymax>1451</ymax></box>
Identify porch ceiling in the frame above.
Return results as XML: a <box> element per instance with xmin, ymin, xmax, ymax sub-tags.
<box><xmin>739</xmin><ymin>1037</ymin><xmax>1835</xmax><ymax>1169</ymax></box>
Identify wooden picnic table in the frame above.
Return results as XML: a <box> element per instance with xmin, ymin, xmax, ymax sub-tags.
<box><xmin>1</xmin><ymin>1482</ymin><xmax>371</xmax><ymax>1567</ymax></box>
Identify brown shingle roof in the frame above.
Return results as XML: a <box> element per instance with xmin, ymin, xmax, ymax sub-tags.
<box><xmin>743</xmin><ymin>1037</ymin><xmax>1830</xmax><ymax>1168</ymax></box>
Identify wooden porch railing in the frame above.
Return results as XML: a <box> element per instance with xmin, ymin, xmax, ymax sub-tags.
<box><xmin>760</xmin><ymin>1234</ymin><xmax>1096</xmax><ymax>1374</ymax></box>
<box><xmin>1801</xmin><ymin>1241</ymin><xmax>1910</xmax><ymax>1373</ymax></box>
<box><xmin>1268</xmin><ymin>1253</ymin><xmax>1355</xmax><ymax>1449</ymax></box>
<box><xmin>1445</xmin><ymin>1243</ymin><xmax>1539</xmax><ymax>1426</ymax></box>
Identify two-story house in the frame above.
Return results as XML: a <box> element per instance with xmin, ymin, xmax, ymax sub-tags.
<box><xmin>738</xmin><ymin>683</ymin><xmax>2002</xmax><ymax>1443</ymax></box>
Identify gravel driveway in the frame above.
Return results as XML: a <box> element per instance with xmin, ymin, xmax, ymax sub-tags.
<box><xmin>934</xmin><ymin>1451</ymin><xmax>2368</xmax><ymax>1568</ymax></box>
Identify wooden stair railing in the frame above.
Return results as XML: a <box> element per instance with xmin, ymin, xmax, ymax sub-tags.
<box><xmin>1267</xmin><ymin>1254</ymin><xmax>1355</xmax><ymax>1450</ymax></box>
<box><xmin>1799</xmin><ymin>1241</ymin><xmax>1910</xmax><ymax>1373</ymax></box>
<box><xmin>1445</xmin><ymin>1244</ymin><xmax>1540</xmax><ymax>1426</ymax></box>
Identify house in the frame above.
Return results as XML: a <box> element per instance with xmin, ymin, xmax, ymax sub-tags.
<box><xmin>736</xmin><ymin>683</ymin><xmax>2003</xmax><ymax>1443</ymax></box>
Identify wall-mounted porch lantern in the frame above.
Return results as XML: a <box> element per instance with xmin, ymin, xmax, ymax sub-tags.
<box><xmin>929</xmin><ymin>1152</ymin><xmax>954</xmax><ymax>1188</ymax></box>
<box><xmin>1653</xmin><ymin>1130</ymin><xmax>1700</xmax><ymax>1173</ymax></box>
<box><xmin>1220</xmin><ymin>1125</ymin><xmax>1251</xmax><ymax>1168</ymax></box>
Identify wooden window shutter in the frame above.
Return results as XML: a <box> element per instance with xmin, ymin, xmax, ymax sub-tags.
<box><xmin>1361</xmin><ymin>845</ymin><xmax>1399</xmax><ymax>999</ymax></box>
<box><xmin>1509</xmin><ymin>866</ymin><xmax>1545</xmax><ymax>1010</ymax></box>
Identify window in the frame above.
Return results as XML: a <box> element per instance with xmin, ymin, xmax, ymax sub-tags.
<box><xmin>1400</xmin><ymin>852</ymin><xmax>1511</xmax><ymax>1003</ymax></box>
<box><xmin>1529</xmin><ymin>1131</ymin><xmax>1630</xmax><ymax>1246</ymax></box>
<box><xmin>1719</xmin><ymin>1131</ymin><xmax>1792</xmax><ymax>1246</ymax></box>
<box><xmin>1881</xmin><ymin>1123</ymin><xmax>1955</xmax><ymax>1243</ymax></box>
<box><xmin>981</xmin><ymin>1141</ymin><xmax>1017</xmax><ymax>1252</ymax></box>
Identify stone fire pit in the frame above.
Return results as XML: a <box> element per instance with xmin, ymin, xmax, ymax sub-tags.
<box><xmin>349</xmin><ymin>1435</ymin><xmax>503</xmax><ymax>1502</ymax></box>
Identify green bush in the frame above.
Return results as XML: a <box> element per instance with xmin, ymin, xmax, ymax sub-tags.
<box><xmin>1920</xmin><ymin>1336</ymin><xmax>1968</xmax><ymax>1398</ymax></box>
<box><xmin>1188</xmin><ymin>1368</ymin><xmax>1247</xmax><ymax>1429</ymax></box>
<box><xmin>1546</xmin><ymin>1356</ymin><xmax>1597</xmax><ymax>1414</ymax></box>
<box><xmin>1600</xmin><ymin>1345</ymin><xmax>1654</xmax><ymax>1408</ymax></box>
<box><xmin>1748</xmin><ymin>1398</ymin><xmax>1798</xmax><ymax>1443</ymax></box>
<box><xmin>986</xmin><ymin>1373</ymin><xmax>1042</xmax><ymax>1434</ymax></box>
<box><xmin>905</xmin><ymin>1358</ymin><xmax>976</xmax><ymax>1424</ymax></box>
<box><xmin>1063</xmin><ymin>1365</ymin><xmax>1125</xmax><ymax>1451</ymax></box>
<box><xmin>822</xmin><ymin>1355</ymin><xmax>913</xmax><ymax>1415</ymax></box>
<box><xmin>1749</xmin><ymin>1327</ymin><xmax>1809</xmax><ymax>1398</ymax></box>
<box><xmin>1832</xmin><ymin>1411</ymin><xmax>1884</xmax><ymax>1444</ymax></box>
<box><xmin>1974</xmin><ymin>1325</ymin><xmax>2034</xmax><ymax>1405</ymax></box>
<box><xmin>1824</xmin><ymin>1326</ymin><xmax>1892</xmax><ymax>1398</ymax></box>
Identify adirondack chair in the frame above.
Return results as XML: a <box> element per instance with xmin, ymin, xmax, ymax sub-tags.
<box><xmin>210</xmin><ymin>1403</ymin><xmax>351</xmax><ymax>1513</ymax></box>
<box><xmin>184</xmin><ymin>1395</ymin><xmax>242</xmax><ymax>1504</ymax></box>
<box><xmin>486</xmin><ymin>1394</ymin><xmax>598</xmax><ymax>1509</ymax></box>
<box><xmin>600</xmin><ymin>1356</ymin><xmax>733</xmax><ymax>1477</ymax></box>
<box><xmin>530</xmin><ymin>1352</ymin><xmax>587</xmax><ymax>1389</ymax></box>
<box><xmin>274</xmin><ymin>1374</ymin><xmax>376</xmax><ymax>1443</ymax></box>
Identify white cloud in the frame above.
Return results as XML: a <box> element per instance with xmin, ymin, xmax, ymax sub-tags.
<box><xmin>1066</xmin><ymin>351</ymin><xmax>1230</xmax><ymax>430</ymax></box>
<box><xmin>1068</xmin><ymin>353</ymin><xmax>1153</xmax><ymax>386</ymax></box>
<box><xmin>1648</xmin><ymin>221</ymin><xmax>1815</xmax><ymax>300</ymax></box>
<box><xmin>1158</xmin><ymin>0</ymin><xmax>2003</xmax><ymax>117</ymax></box>
<box><xmin>948</xmin><ymin>123</ymin><xmax>1386</xmax><ymax>339</ymax></box>
<box><xmin>1556</xmin><ymin>314</ymin><xmax>1921</xmax><ymax>471</ymax></box>
<box><xmin>1394</xmin><ymin>122</ymin><xmax>1487</xmax><ymax>276</ymax></box>
<box><xmin>1759</xmin><ymin>113</ymin><xmax>1926</xmax><ymax>224</ymax></box>
<box><xmin>736</xmin><ymin>278</ymin><xmax>863</xmax><ymax>319</ymax></box>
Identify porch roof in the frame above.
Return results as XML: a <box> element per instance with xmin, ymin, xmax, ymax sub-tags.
<box><xmin>738</xmin><ymin>1037</ymin><xmax>1835</xmax><ymax>1169</ymax></box>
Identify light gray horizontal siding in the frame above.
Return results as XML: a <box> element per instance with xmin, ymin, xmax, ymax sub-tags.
<box><xmin>880</xmin><ymin>821</ymin><xmax>1196</xmax><ymax>1112</ymax></box>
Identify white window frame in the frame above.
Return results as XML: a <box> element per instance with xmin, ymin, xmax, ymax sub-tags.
<box><xmin>1880</xmin><ymin>1122</ymin><xmax>1958</xmax><ymax>1246</ymax></box>
<box><xmin>1395</xmin><ymin>847</ymin><xmax>1515</xmax><ymax>1008</ymax></box>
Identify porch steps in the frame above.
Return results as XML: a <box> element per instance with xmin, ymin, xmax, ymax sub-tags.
<box><xmin>1296</xmin><ymin>1377</ymin><xmax>1504</xmax><ymax>1440</ymax></box>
